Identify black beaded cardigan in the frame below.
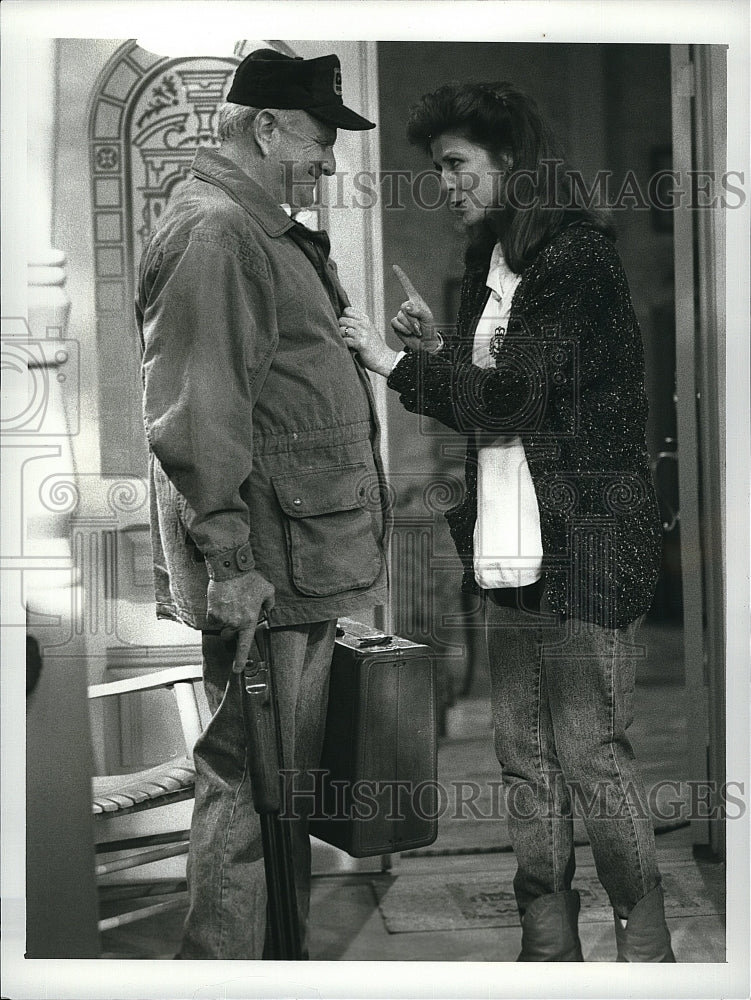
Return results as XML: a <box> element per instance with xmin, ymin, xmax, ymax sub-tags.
<box><xmin>387</xmin><ymin>221</ymin><xmax>662</xmax><ymax>628</ymax></box>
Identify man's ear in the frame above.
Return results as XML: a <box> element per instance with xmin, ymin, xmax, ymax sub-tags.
<box><xmin>253</xmin><ymin>109</ymin><xmax>280</xmax><ymax>156</ymax></box>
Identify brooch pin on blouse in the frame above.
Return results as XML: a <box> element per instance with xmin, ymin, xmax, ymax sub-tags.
<box><xmin>489</xmin><ymin>325</ymin><xmax>506</xmax><ymax>360</ymax></box>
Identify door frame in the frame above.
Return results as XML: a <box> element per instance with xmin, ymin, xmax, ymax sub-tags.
<box><xmin>670</xmin><ymin>43</ymin><xmax>727</xmax><ymax>858</ymax></box>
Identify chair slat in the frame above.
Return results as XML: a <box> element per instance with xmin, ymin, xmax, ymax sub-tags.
<box><xmin>92</xmin><ymin>757</ymin><xmax>195</xmax><ymax>815</ymax></box>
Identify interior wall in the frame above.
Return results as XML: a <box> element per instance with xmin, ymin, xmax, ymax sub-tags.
<box><xmin>54</xmin><ymin>39</ymin><xmax>123</xmax><ymax>481</ymax></box>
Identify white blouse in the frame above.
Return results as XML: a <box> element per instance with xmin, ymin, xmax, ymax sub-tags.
<box><xmin>472</xmin><ymin>242</ymin><xmax>543</xmax><ymax>590</ymax></box>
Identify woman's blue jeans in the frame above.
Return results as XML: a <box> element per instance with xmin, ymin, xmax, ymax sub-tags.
<box><xmin>178</xmin><ymin>620</ymin><xmax>336</xmax><ymax>959</ymax></box>
<box><xmin>484</xmin><ymin>591</ymin><xmax>661</xmax><ymax>920</ymax></box>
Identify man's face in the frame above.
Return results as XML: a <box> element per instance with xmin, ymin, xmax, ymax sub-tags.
<box><xmin>430</xmin><ymin>132</ymin><xmax>508</xmax><ymax>229</ymax></box>
<box><xmin>277</xmin><ymin>112</ymin><xmax>337</xmax><ymax>210</ymax></box>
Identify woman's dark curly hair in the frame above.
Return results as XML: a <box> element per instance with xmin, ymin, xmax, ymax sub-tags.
<box><xmin>406</xmin><ymin>81</ymin><xmax>614</xmax><ymax>272</ymax></box>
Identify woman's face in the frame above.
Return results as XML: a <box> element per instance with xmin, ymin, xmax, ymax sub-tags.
<box><xmin>430</xmin><ymin>132</ymin><xmax>510</xmax><ymax>228</ymax></box>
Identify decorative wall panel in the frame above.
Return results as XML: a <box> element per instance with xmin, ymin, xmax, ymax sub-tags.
<box><xmin>89</xmin><ymin>41</ymin><xmax>239</xmax><ymax>474</ymax></box>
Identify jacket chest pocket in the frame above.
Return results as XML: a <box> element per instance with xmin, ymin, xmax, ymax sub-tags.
<box><xmin>272</xmin><ymin>463</ymin><xmax>383</xmax><ymax>597</ymax></box>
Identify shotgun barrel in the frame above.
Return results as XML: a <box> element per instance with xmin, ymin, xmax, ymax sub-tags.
<box><xmin>236</xmin><ymin>622</ymin><xmax>303</xmax><ymax>960</ymax></box>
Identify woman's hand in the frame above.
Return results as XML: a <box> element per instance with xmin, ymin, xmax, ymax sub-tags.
<box><xmin>339</xmin><ymin>306</ymin><xmax>399</xmax><ymax>376</ymax></box>
<box><xmin>391</xmin><ymin>265</ymin><xmax>442</xmax><ymax>353</ymax></box>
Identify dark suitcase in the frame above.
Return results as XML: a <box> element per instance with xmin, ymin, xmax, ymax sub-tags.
<box><xmin>309</xmin><ymin>618</ymin><xmax>438</xmax><ymax>857</ymax></box>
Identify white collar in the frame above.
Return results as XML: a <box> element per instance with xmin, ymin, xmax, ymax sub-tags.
<box><xmin>280</xmin><ymin>203</ymin><xmax>319</xmax><ymax>231</ymax></box>
<box><xmin>486</xmin><ymin>241</ymin><xmax>518</xmax><ymax>298</ymax></box>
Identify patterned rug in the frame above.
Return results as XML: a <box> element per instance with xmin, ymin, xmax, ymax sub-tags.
<box><xmin>373</xmin><ymin>860</ymin><xmax>725</xmax><ymax>933</ymax></box>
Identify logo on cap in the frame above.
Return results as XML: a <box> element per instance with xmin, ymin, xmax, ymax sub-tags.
<box><xmin>333</xmin><ymin>67</ymin><xmax>343</xmax><ymax>97</ymax></box>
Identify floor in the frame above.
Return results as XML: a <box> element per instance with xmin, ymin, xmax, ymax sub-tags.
<box><xmin>308</xmin><ymin>831</ymin><xmax>725</xmax><ymax>962</ymax></box>
<box><xmin>99</xmin><ymin>621</ymin><xmax>727</xmax><ymax>963</ymax></box>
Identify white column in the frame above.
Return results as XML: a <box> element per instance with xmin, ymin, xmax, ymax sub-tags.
<box><xmin>321</xmin><ymin>42</ymin><xmax>388</xmax><ymax>452</ymax></box>
<box><xmin>315</xmin><ymin>40</ymin><xmax>390</xmax><ymax>638</ymax></box>
<box><xmin>24</xmin><ymin>36</ymin><xmax>76</xmax><ymax>595</ymax></box>
<box><xmin>2</xmin><ymin>35</ymin><xmax>100</xmax><ymax>958</ymax></box>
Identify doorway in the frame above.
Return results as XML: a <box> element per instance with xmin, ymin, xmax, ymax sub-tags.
<box><xmin>376</xmin><ymin>41</ymin><xmax>726</xmax><ymax>863</ymax></box>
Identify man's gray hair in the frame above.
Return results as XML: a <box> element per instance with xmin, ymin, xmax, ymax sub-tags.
<box><xmin>216</xmin><ymin>103</ymin><xmax>260</xmax><ymax>140</ymax></box>
<box><xmin>216</xmin><ymin>103</ymin><xmax>293</xmax><ymax>141</ymax></box>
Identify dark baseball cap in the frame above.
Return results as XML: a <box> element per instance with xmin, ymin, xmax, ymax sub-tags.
<box><xmin>226</xmin><ymin>49</ymin><xmax>376</xmax><ymax>131</ymax></box>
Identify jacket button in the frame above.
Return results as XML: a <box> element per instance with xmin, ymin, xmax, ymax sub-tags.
<box><xmin>293</xmin><ymin>498</ymin><xmax>302</xmax><ymax>506</ymax></box>
<box><xmin>239</xmin><ymin>554</ymin><xmax>247</xmax><ymax>562</ymax></box>
<box><xmin>223</xmin><ymin>560</ymin><xmax>231</xmax><ymax>568</ymax></box>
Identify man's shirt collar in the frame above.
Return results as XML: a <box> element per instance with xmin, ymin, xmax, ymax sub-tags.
<box><xmin>190</xmin><ymin>147</ymin><xmax>295</xmax><ymax>238</ymax></box>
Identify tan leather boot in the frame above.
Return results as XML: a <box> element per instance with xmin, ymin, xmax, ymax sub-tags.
<box><xmin>614</xmin><ymin>884</ymin><xmax>676</xmax><ymax>962</ymax></box>
<box><xmin>517</xmin><ymin>890</ymin><xmax>585</xmax><ymax>961</ymax></box>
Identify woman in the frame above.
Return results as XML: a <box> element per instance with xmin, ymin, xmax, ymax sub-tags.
<box><xmin>339</xmin><ymin>82</ymin><xmax>676</xmax><ymax>962</ymax></box>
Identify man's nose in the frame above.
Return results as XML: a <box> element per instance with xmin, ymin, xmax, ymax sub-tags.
<box><xmin>320</xmin><ymin>151</ymin><xmax>336</xmax><ymax>176</ymax></box>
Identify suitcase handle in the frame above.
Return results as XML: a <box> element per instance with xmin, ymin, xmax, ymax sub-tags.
<box><xmin>357</xmin><ymin>635</ymin><xmax>393</xmax><ymax>648</ymax></box>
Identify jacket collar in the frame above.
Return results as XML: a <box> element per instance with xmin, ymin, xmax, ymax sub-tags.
<box><xmin>190</xmin><ymin>147</ymin><xmax>295</xmax><ymax>238</ymax></box>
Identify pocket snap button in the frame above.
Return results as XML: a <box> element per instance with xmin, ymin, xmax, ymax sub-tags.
<box><xmin>293</xmin><ymin>497</ymin><xmax>302</xmax><ymax>506</ymax></box>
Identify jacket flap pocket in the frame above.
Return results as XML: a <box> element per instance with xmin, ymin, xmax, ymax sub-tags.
<box><xmin>272</xmin><ymin>463</ymin><xmax>371</xmax><ymax>518</ymax></box>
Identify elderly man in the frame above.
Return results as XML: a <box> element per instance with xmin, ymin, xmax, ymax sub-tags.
<box><xmin>135</xmin><ymin>50</ymin><xmax>388</xmax><ymax>959</ymax></box>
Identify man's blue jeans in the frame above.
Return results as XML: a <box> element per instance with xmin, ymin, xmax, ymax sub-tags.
<box><xmin>178</xmin><ymin>620</ymin><xmax>336</xmax><ymax>959</ymax></box>
<box><xmin>485</xmin><ymin>591</ymin><xmax>661</xmax><ymax>920</ymax></box>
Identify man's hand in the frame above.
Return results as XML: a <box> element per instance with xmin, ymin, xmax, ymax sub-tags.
<box><xmin>339</xmin><ymin>306</ymin><xmax>398</xmax><ymax>376</ymax></box>
<box><xmin>206</xmin><ymin>571</ymin><xmax>275</xmax><ymax>673</ymax></box>
<box><xmin>391</xmin><ymin>265</ymin><xmax>441</xmax><ymax>353</ymax></box>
